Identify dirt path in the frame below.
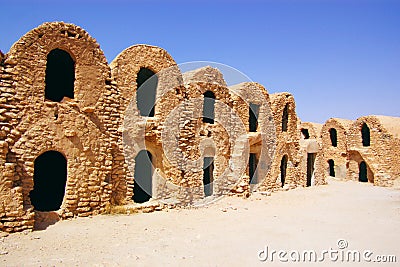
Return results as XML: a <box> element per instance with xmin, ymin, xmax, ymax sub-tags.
<box><xmin>1</xmin><ymin>179</ymin><xmax>399</xmax><ymax>266</ymax></box>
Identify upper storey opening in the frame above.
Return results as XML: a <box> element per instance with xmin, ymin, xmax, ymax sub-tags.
<box><xmin>45</xmin><ymin>48</ymin><xmax>75</xmax><ymax>102</ymax></box>
<box><xmin>137</xmin><ymin>67</ymin><xmax>157</xmax><ymax>117</ymax></box>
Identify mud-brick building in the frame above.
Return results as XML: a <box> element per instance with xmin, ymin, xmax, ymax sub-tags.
<box><xmin>297</xmin><ymin>122</ymin><xmax>325</xmax><ymax>188</ymax></box>
<box><xmin>347</xmin><ymin>116</ymin><xmax>400</xmax><ymax>187</ymax></box>
<box><xmin>0</xmin><ymin>22</ymin><xmax>117</xmax><ymax>232</ymax></box>
<box><xmin>258</xmin><ymin>92</ymin><xmax>301</xmax><ymax>190</ymax></box>
<box><xmin>1</xmin><ymin>21</ymin><xmax>371</xmax><ymax>233</ymax></box>
<box><xmin>320</xmin><ymin>118</ymin><xmax>353</xmax><ymax>179</ymax></box>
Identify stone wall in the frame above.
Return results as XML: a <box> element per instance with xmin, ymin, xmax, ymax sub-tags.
<box><xmin>260</xmin><ymin>93</ymin><xmax>301</xmax><ymax>191</ymax></box>
<box><xmin>0</xmin><ymin>22</ymin><xmax>115</xmax><ymax>232</ymax></box>
<box><xmin>298</xmin><ymin>122</ymin><xmax>326</xmax><ymax>187</ymax></box>
<box><xmin>12</xmin><ymin>21</ymin><xmax>400</xmax><ymax>233</ymax></box>
<box><xmin>228</xmin><ymin>82</ymin><xmax>276</xmax><ymax>195</ymax></box>
<box><xmin>347</xmin><ymin>116</ymin><xmax>400</xmax><ymax>187</ymax></box>
<box><xmin>321</xmin><ymin>118</ymin><xmax>352</xmax><ymax>179</ymax></box>
<box><xmin>109</xmin><ymin>44</ymin><xmax>183</xmax><ymax>204</ymax></box>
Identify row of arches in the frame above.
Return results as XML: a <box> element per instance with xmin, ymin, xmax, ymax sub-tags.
<box><xmin>327</xmin><ymin>159</ymin><xmax>369</xmax><ymax>182</ymax></box>
<box><xmin>29</xmin><ymin>149</ymin><xmax>156</xmax><ymax>211</ymax></box>
<box><xmin>44</xmin><ymin>47</ymin><xmax>159</xmax><ymax>118</ymax></box>
<box><xmin>44</xmin><ymin>49</ymin><xmax>266</xmax><ymax>132</ymax></box>
<box><xmin>328</xmin><ymin>123</ymin><xmax>370</xmax><ymax>148</ymax></box>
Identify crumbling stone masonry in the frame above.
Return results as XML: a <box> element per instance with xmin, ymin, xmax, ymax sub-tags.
<box><xmin>298</xmin><ymin>122</ymin><xmax>325</xmax><ymax>187</ymax></box>
<box><xmin>346</xmin><ymin>116</ymin><xmax>400</xmax><ymax>187</ymax></box>
<box><xmin>320</xmin><ymin>118</ymin><xmax>353</xmax><ymax>179</ymax></box>
<box><xmin>2</xmin><ymin>21</ymin><xmax>398</xmax><ymax>233</ymax></box>
<box><xmin>258</xmin><ymin>92</ymin><xmax>301</xmax><ymax>191</ymax></box>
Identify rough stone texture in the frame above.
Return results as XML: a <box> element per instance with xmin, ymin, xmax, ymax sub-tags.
<box><xmin>259</xmin><ymin>93</ymin><xmax>301</xmax><ymax>191</ymax></box>
<box><xmin>298</xmin><ymin>122</ymin><xmax>326</xmax><ymax>187</ymax></box>
<box><xmin>300</xmin><ymin>122</ymin><xmax>322</xmax><ymax>140</ymax></box>
<box><xmin>320</xmin><ymin>118</ymin><xmax>353</xmax><ymax>179</ymax></box>
<box><xmin>228</xmin><ymin>82</ymin><xmax>276</xmax><ymax>195</ymax></box>
<box><xmin>182</xmin><ymin>66</ymin><xmax>227</xmax><ymax>87</ymax></box>
<box><xmin>0</xmin><ymin>22</ymin><xmax>114</xmax><ymax>232</ymax></box>
<box><xmin>347</xmin><ymin>116</ymin><xmax>400</xmax><ymax>187</ymax></box>
<box><xmin>109</xmin><ymin>44</ymin><xmax>183</xmax><ymax>204</ymax></box>
<box><xmin>6</xmin><ymin>21</ymin><xmax>398</xmax><ymax>233</ymax></box>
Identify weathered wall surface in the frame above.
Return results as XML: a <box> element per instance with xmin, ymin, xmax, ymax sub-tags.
<box><xmin>110</xmin><ymin>44</ymin><xmax>183</xmax><ymax>204</ymax></box>
<box><xmin>347</xmin><ymin>116</ymin><xmax>400</xmax><ymax>187</ymax></box>
<box><xmin>0</xmin><ymin>22</ymin><xmax>115</xmax><ymax>232</ymax></box>
<box><xmin>298</xmin><ymin>122</ymin><xmax>326</xmax><ymax>187</ymax></box>
<box><xmin>228</xmin><ymin>82</ymin><xmax>276</xmax><ymax>195</ymax></box>
<box><xmin>321</xmin><ymin>118</ymin><xmax>352</xmax><ymax>179</ymax></box>
<box><xmin>299</xmin><ymin>122</ymin><xmax>322</xmax><ymax>140</ymax></box>
<box><xmin>260</xmin><ymin>93</ymin><xmax>301</xmax><ymax>191</ymax></box>
<box><xmin>4</xmin><ymin>21</ymin><xmax>399</xmax><ymax>233</ymax></box>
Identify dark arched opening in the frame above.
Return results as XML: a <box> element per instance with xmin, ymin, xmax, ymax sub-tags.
<box><xmin>203</xmin><ymin>91</ymin><xmax>215</xmax><ymax>124</ymax></box>
<box><xmin>328</xmin><ymin>159</ymin><xmax>335</xmax><ymax>177</ymax></box>
<box><xmin>359</xmin><ymin>161</ymin><xmax>368</xmax><ymax>182</ymax></box>
<box><xmin>282</xmin><ymin>104</ymin><xmax>289</xmax><ymax>132</ymax></box>
<box><xmin>280</xmin><ymin>155</ymin><xmax>288</xmax><ymax>187</ymax></box>
<box><xmin>249</xmin><ymin>153</ymin><xmax>259</xmax><ymax>184</ymax></box>
<box><xmin>361</xmin><ymin>123</ymin><xmax>370</xmax><ymax>147</ymax></box>
<box><xmin>203</xmin><ymin>157</ymin><xmax>214</xmax><ymax>197</ymax></box>
<box><xmin>137</xmin><ymin>68</ymin><xmax>157</xmax><ymax>117</ymax></box>
<box><xmin>133</xmin><ymin>150</ymin><xmax>153</xmax><ymax>203</ymax></box>
<box><xmin>306</xmin><ymin>153</ymin><xmax>316</xmax><ymax>187</ymax></box>
<box><xmin>329</xmin><ymin>128</ymin><xmax>338</xmax><ymax>147</ymax></box>
<box><xmin>45</xmin><ymin>49</ymin><xmax>75</xmax><ymax>102</ymax></box>
<box><xmin>30</xmin><ymin>151</ymin><xmax>67</xmax><ymax>211</ymax></box>
<box><xmin>249</xmin><ymin>103</ymin><xmax>260</xmax><ymax>132</ymax></box>
<box><xmin>301</xmin><ymin>128</ymin><xmax>310</xmax><ymax>139</ymax></box>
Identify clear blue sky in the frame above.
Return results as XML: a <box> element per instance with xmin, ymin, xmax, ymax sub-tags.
<box><xmin>1</xmin><ymin>0</ymin><xmax>399</xmax><ymax>123</ymax></box>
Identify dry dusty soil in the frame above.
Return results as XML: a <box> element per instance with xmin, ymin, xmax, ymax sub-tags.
<box><xmin>1</xmin><ymin>178</ymin><xmax>399</xmax><ymax>266</ymax></box>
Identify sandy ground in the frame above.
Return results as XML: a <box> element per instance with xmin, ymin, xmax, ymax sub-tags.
<box><xmin>1</xmin><ymin>178</ymin><xmax>399</xmax><ymax>266</ymax></box>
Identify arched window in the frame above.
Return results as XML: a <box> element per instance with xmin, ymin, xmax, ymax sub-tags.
<box><xmin>45</xmin><ymin>49</ymin><xmax>75</xmax><ymax>102</ymax></box>
<box><xmin>282</xmin><ymin>104</ymin><xmax>289</xmax><ymax>132</ymax></box>
<box><xmin>361</xmin><ymin>123</ymin><xmax>370</xmax><ymax>147</ymax></box>
<box><xmin>137</xmin><ymin>68</ymin><xmax>157</xmax><ymax>117</ymax></box>
<box><xmin>280</xmin><ymin>155</ymin><xmax>288</xmax><ymax>187</ymax></box>
<box><xmin>30</xmin><ymin>151</ymin><xmax>67</xmax><ymax>211</ymax></box>
<box><xmin>301</xmin><ymin>128</ymin><xmax>310</xmax><ymax>139</ymax></box>
<box><xmin>249</xmin><ymin>103</ymin><xmax>260</xmax><ymax>132</ymax></box>
<box><xmin>329</xmin><ymin>128</ymin><xmax>338</xmax><ymax>147</ymax></box>
<box><xmin>133</xmin><ymin>150</ymin><xmax>153</xmax><ymax>203</ymax></box>
<box><xmin>203</xmin><ymin>91</ymin><xmax>215</xmax><ymax>124</ymax></box>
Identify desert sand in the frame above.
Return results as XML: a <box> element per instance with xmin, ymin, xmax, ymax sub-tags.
<box><xmin>1</xmin><ymin>178</ymin><xmax>399</xmax><ymax>266</ymax></box>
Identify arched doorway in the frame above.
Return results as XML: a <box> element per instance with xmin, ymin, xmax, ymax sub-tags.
<box><xmin>137</xmin><ymin>67</ymin><xmax>157</xmax><ymax>117</ymax></box>
<box><xmin>45</xmin><ymin>49</ymin><xmax>75</xmax><ymax>102</ymax></box>
<box><xmin>203</xmin><ymin>91</ymin><xmax>215</xmax><ymax>124</ymax></box>
<box><xmin>329</xmin><ymin>128</ymin><xmax>338</xmax><ymax>147</ymax></box>
<box><xmin>328</xmin><ymin>159</ymin><xmax>335</xmax><ymax>177</ymax></box>
<box><xmin>280</xmin><ymin>155</ymin><xmax>288</xmax><ymax>187</ymax></box>
<box><xmin>29</xmin><ymin>151</ymin><xmax>67</xmax><ymax>211</ymax></box>
<box><xmin>203</xmin><ymin>157</ymin><xmax>214</xmax><ymax>197</ymax></box>
<box><xmin>359</xmin><ymin>161</ymin><xmax>368</xmax><ymax>182</ymax></box>
<box><xmin>133</xmin><ymin>150</ymin><xmax>153</xmax><ymax>203</ymax></box>
<box><xmin>249</xmin><ymin>153</ymin><xmax>259</xmax><ymax>184</ymax></box>
<box><xmin>361</xmin><ymin>123</ymin><xmax>370</xmax><ymax>147</ymax></box>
